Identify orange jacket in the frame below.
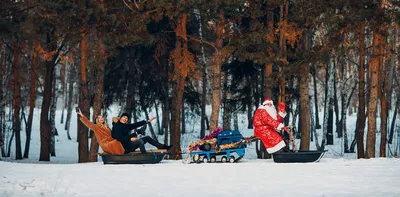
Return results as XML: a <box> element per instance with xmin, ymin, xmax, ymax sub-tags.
<box><xmin>79</xmin><ymin>115</ymin><xmax>125</xmax><ymax>154</ymax></box>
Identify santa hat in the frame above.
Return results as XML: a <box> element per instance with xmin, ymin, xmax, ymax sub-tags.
<box><xmin>262</xmin><ymin>98</ymin><xmax>274</xmax><ymax>105</ymax></box>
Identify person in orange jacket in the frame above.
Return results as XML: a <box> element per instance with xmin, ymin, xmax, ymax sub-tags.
<box><xmin>77</xmin><ymin>109</ymin><xmax>125</xmax><ymax>155</ymax></box>
<box><xmin>253</xmin><ymin>98</ymin><xmax>290</xmax><ymax>153</ymax></box>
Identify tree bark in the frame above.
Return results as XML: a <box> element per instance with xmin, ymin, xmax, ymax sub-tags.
<box><xmin>312</xmin><ymin>64</ymin><xmax>321</xmax><ymax>129</ymax></box>
<box><xmin>40</xmin><ymin>30</ymin><xmax>57</xmax><ymax>161</ymax></box>
<box><xmin>198</xmin><ymin>10</ymin><xmax>208</xmax><ymax>139</ymax></box>
<box><xmin>49</xmin><ymin>68</ymin><xmax>57</xmax><ymax>157</ymax></box>
<box><xmin>65</xmin><ymin>61</ymin><xmax>74</xmax><ymax>140</ymax></box>
<box><xmin>24</xmin><ymin>36</ymin><xmax>38</xmax><ymax>158</ymax></box>
<box><xmin>209</xmin><ymin>11</ymin><xmax>224</xmax><ymax>132</ymax></box>
<box><xmin>299</xmin><ymin>30</ymin><xmax>311</xmax><ymax>150</ymax></box>
<box><xmin>333</xmin><ymin>61</ymin><xmax>341</xmax><ymax>138</ymax></box>
<box><xmin>170</xmin><ymin>13</ymin><xmax>189</xmax><ymax>159</ymax></box>
<box><xmin>366</xmin><ymin>31</ymin><xmax>383</xmax><ymax>159</ymax></box>
<box><xmin>356</xmin><ymin>22</ymin><xmax>366</xmax><ymax>158</ymax></box>
<box><xmin>378</xmin><ymin>45</ymin><xmax>388</xmax><ymax>158</ymax></box>
<box><xmin>0</xmin><ymin>48</ymin><xmax>5</xmax><ymax>157</ymax></box>
<box><xmin>89</xmin><ymin>35</ymin><xmax>106</xmax><ymax>162</ymax></box>
<box><xmin>78</xmin><ymin>30</ymin><xmax>90</xmax><ymax>163</ymax></box>
<box><xmin>13</xmin><ymin>43</ymin><xmax>22</xmax><ymax>160</ymax></box>
<box><xmin>60</xmin><ymin>55</ymin><xmax>66</xmax><ymax>124</ymax></box>
<box><xmin>321</xmin><ymin>58</ymin><xmax>334</xmax><ymax>150</ymax></box>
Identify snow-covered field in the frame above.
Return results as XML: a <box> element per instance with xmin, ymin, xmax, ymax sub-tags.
<box><xmin>1</xmin><ymin>106</ymin><xmax>399</xmax><ymax>197</ymax></box>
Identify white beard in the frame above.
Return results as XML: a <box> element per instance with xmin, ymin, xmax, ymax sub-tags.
<box><xmin>258</xmin><ymin>105</ymin><xmax>277</xmax><ymax>120</ymax></box>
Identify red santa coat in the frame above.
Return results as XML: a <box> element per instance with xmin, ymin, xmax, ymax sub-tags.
<box><xmin>253</xmin><ymin>105</ymin><xmax>286</xmax><ymax>153</ymax></box>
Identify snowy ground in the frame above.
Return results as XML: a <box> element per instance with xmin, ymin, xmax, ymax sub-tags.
<box><xmin>1</xmin><ymin>106</ymin><xmax>400</xmax><ymax>196</ymax></box>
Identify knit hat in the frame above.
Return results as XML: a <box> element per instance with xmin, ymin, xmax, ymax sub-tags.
<box><xmin>262</xmin><ymin>98</ymin><xmax>273</xmax><ymax>105</ymax></box>
<box><xmin>120</xmin><ymin>113</ymin><xmax>130</xmax><ymax>120</ymax></box>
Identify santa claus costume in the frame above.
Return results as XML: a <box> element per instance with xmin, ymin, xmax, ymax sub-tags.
<box><xmin>253</xmin><ymin>98</ymin><xmax>287</xmax><ymax>153</ymax></box>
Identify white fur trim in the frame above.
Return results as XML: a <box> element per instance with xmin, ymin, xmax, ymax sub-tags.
<box><xmin>276</xmin><ymin>123</ymin><xmax>284</xmax><ymax>130</ymax></box>
<box><xmin>263</xmin><ymin>100</ymin><xmax>273</xmax><ymax>105</ymax></box>
<box><xmin>278</xmin><ymin>111</ymin><xmax>287</xmax><ymax>118</ymax></box>
<box><xmin>267</xmin><ymin>140</ymin><xmax>286</xmax><ymax>153</ymax></box>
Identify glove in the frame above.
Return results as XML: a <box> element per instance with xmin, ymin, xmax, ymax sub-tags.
<box><xmin>278</xmin><ymin>103</ymin><xmax>286</xmax><ymax>112</ymax></box>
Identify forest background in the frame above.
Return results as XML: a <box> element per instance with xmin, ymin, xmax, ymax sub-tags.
<box><xmin>0</xmin><ymin>0</ymin><xmax>400</xmax><ymax>163</ymax></box>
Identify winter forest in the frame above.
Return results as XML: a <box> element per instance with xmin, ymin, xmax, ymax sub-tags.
<box><xmin>1</xmin><ymin>0</ymin><xmax>400</xmax><ymax>164</ymax></box>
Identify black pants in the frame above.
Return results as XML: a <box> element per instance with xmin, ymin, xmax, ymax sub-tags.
<box><xmin>125</xmin><ymin>136</ymin><xmax>165</xmax><ymax>154</ymax></box>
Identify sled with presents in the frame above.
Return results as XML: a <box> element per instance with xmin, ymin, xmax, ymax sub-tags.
<box><xmin>184</xmin><ymin>127</ymin><xmax>258</xmax><ymax>164</ymax></box>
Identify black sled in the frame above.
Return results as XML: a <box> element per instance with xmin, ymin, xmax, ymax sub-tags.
<box><xmin>100</xmin><ymin>150</ymin><xmax>168</xmax><ymax>164</ymax></box>
<box><xmin>272</xmin><ymin>150</ymin><xmax>327</xmax><ymax>163</ymax></box>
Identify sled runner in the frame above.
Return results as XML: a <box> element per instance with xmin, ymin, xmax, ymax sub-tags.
<box><xmin>272</xmin><ymin>150</ymin><xmax>327</xmax><ymax>163</ymax></box>
<box><xmin>100</xmin><ymin>149</ymin><xmax>168</xmax><ymax>164</ymax></box>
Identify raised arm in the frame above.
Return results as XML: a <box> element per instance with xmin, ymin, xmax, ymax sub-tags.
<box><xmin>77</xmin><ymin>108</ymin><xmax>96</xmax><ymax>130</ymax></box>
<box><xmin>79</xmin><ymin>115</ymin><xmax>97</xmax><ymax>130</ymax></box>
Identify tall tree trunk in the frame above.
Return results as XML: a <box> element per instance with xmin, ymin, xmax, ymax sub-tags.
<box><xmin>40</xmin><ymin>30</ymin><xmax>57</xmax><ymax>161</ymax></box>
<box><xmin>65</xmin><ymin>62</ymin><xmax>74</xmax><ymax>140</ymax></box>
<box><xmin>13</xmin><ymin>43</ymin><xmax>22</xmax><ymax>160</ymax></box>
<box><xmin>333</xmin><ymin>61</ymin><xmax>341</xmax><ymax>138</ymax></box>
<box><xmin>49</xmin><ymin>68</ymin><xmax>57</xmax><ymax>157</ymax></box>
<box><xmin>341</xmin><ymin>62</ymin><xmax>348</xmax><ymax>151</ymax></box>
<box><xmin>386</xmin><ymin>27</ymin><xmax>397</xmax><ymax>145</ymax></box>
<box><xmin>89</xmin><ymin>35</ymin><xmax>106</xmax><ymax>162</ymax></box>
<box><xmin>0</xmin><ymin>48</ymin><xmax>5</xmax><ymax>157</ymax></box>
<box><xmin>378</xmin><ymin>46</ymin><xmax>388</xmax><ymax>158</ymax></box>
<box><xmin>198</xmin><ymin>10</ymin><xmax>208</xmax><ymax>139</ymax></box>
<box><xmin>60</xmin><ymin>56</ymin><xmax>66</xmax><ymax>124</ymax></box>
<box><xmin>366</xmin><ymin>31</ymin><xmax>383</xmax><ymax>159</ymax></box>
<box><xmin>321</xmin><ymin>58</ymin><xmax>334</xmax><ymax>150</ymax></box>
<box><xmin>264</xmin><ymin>0</ymin><xmax>274</xmax><ymax>99</ymax></box>
<box><xmin>170</xmin><ymin>13</ymin><xmax>189</xmax><ymax>159</ymax></box>
<box><xmin>278</xmin><ymin>1</ymin><xmax>288</xmax><ymax>104</ymax></box>
<box><xmin>209</xmin><ymin>11</ymin><xmax>224</xmax><ymax>132</ymax></box>
<box><xmin>299</xmin><ymin>28</ymin><xmax>311</xmax><ymax>150</ymax></box>
<box><xmin>312</xmin><ymin>64</ymin><xmax>321</xmax><ymax>129</ymax></box>
<box><xmin>78</xmin><ymin>30</ymin><xmax>90</xmax><ymax>163</ymax></box>
<box><xmin>356</xmin><ymin>22</ymin><xmax>366</xmax><ymax>158</ymax></box>
<box><xmin>24</xmin><ymin>36</ymin><xmax>38</xmax><ymax>158</ymax></box>
<box><xmin>388</xmin><ymin>93</ymin><xmax>399</xmax><ymax>144</ymax></box>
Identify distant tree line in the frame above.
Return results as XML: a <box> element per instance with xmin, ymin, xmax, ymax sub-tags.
<box><xmin>0</xmin><ymin>0</ymin><xmax>399</xmax><ymax>162</ymax></box>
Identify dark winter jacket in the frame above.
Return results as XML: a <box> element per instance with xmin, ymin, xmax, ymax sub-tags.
<box><xmin>111</xmin><ymin>120</ymin><xmax>147</xmax><ymax>149</ymax></box>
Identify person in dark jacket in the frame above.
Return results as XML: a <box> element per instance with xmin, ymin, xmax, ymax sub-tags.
<box><xmin>111</xmin><ymin>113</ymin><xmax>172</xmax><ymax>153</ymax></box>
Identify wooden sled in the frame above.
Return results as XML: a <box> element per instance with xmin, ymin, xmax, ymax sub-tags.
<box><xmin>100</xmin><ymin>149</ymin><xmax>168</xmax><ymax>165</ymax></box>
<box><xmin>272</xmin><ymin>150</ymin><xmax>327</xmax><ymax>163</ymax></box>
